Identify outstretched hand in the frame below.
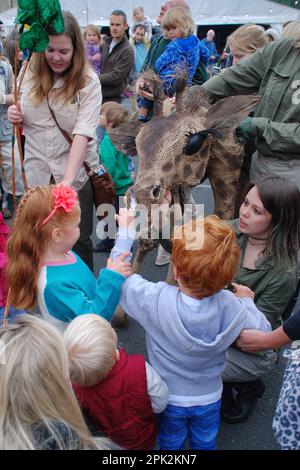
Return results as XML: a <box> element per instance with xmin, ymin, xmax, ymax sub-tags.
<box><xmin>115</xmin><ymin>207</ymin><xmax>136</xmax><ymax>231</ymax></box>
<box><xmin>106</xmin><ymin>252</ymin><xmax>132</xmax><ymax>278</ymax></box>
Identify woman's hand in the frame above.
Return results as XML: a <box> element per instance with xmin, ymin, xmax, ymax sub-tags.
<box><xmin>8</xmin><ymin>103</ymin><xmax>23</xmax><ymax>124</ymax></box>
<box><xmin>237</xmin><ymin>330</ymin><xmax>271</xmax><ymax>352</ymax></box>
<box><xmin>106</xmin><ymin>252</ymin><xmax>132</xmax><ymax>278</ymax></box>
<box><xmin>232</xmin><ymin>282</ymin><xmax>255</xmax><ymax>299</ymax></box>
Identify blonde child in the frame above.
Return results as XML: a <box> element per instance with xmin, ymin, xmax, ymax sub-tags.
<box><xmin>83</xmin><ymin>24</ymin><xmax>102</xmax><ymax>75</ymax></box>
<box><xmin>6</xmin><ymin>185</ymin><xmax>131</xmax><ymax>331</ymax></box>
<box><xmin>94</xmin><ymin>102</ymin><xmax>133</xmax><ymax>253</ymax></box>
<box><xmin>138</xmin><ymin>7</ymin><xmax>208</xmax><ymax>121</ymax></box>
<box><xmin>110</xmin><ymin>210</ymin><xmax>271</xmax><ymax>449</ymax></box>
<box><xmin>129</xmin><ymin>6</ymin><xmax>152</xmax><ymax>41</ymax></box>
<box><xmin>0</xmin><ymin>314</ymin><xmax>118</xmax><ymax>449</ymax></box>
<box><xmin>64</xmin><ymin>314</ymin><xmax>169</xmax><ymax>450</ymax></box>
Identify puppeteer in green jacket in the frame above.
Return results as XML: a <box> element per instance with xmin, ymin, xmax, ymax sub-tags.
<box><xmin>202</xmin><ymin>38</ymin><xmax>300</xmax><ymax>190</ymax></box>
<box><xmin>99</xmin><ymin>131</ymin><xmax>133</xmax><ymax>196</ymax></box>
<box><xmin>230</xmin><ymin>219</ymin><xmax>297</xmax><ymax>331</ymax></box>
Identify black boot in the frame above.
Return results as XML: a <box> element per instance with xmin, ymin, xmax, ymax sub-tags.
<box><xmin>221</xmin><ymin>383</ymin><xmax>236</xmax><ymax>413</ymax></box>
<box><xmin>222</xmin><ymin>379</ymin><xmax>265</xmax><ymax>424</ymax></box>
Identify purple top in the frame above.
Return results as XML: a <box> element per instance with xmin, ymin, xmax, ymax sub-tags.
<box><xmin>85</xmin><ymin>42</ymin><xmax>101</xmax><ymax>74</ymax></box>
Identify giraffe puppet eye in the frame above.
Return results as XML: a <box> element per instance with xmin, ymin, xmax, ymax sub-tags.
<box><xmin>184</xmin><ymin>128</ymin><xmax>222</xmax><ymax>155</ymax></box>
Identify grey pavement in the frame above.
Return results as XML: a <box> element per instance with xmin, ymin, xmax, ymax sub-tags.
<box><xmin>92</xmin><ymin>179</ymin><xmax>297</xmax><ymax>451</ymax></box>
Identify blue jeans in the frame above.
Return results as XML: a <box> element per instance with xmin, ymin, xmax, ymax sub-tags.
<box><xmin>158</xmin><ymin>401</ymin><xmax>221</xmax><ymax>450</ymax></box>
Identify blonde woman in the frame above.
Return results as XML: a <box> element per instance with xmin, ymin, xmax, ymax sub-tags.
<box><xmin>227</xmin><ymin>23</ymin><xmax>268</xmax><ymax>65</ymax></box>
<box><xmin>7</xmin><ymin>11</ymin><xmax>102</xmax><ymax>271</ymax></box>
<box><xmin>0</xmin><ymin>314</ymin><xmax>119</xmax><ymax>449</ymax></box>
<box><xmin>282</xmin><ymin>21</ymin><xmax>300</xmax><ymax>40</ymax></box>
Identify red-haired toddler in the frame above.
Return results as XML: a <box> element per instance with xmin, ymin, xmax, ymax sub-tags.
<box><xmin>110</xmin><ymin>211</ymin><xmax>271</xmax><ymax>450</ymax></box>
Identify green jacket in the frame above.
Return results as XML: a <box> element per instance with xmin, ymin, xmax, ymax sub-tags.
<box><xmin>99</xmin><ymin>132</ymin><xmax>132</xmax><ymax>196</ymax></box>
<box><xmin>231</xmin><ymin>219</ymin><xmax>297</xmax><ymax>330</ymax></box>
<box><xmin>203</xmin><ymin>38</ymin><xmax>300</xmax><ymax>162</ymax></box>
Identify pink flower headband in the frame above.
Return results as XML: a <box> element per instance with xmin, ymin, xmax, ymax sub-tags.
<box><xmin>40</xmin><ymin>185</ymin><xmax>78</xmax><ymax>227</ymax></box>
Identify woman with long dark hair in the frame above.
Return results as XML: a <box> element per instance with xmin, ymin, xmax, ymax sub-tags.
<box><xmin>222</xmin><ymin>176</ymin><xmax>300</xmax><ymax>423</ymax></box>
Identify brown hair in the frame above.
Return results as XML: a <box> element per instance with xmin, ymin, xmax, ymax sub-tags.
<box><xmin>172</xmin><ymin>215</ymin><xmax>240</xmax><ymax>299</ymax></box>
<box><xmin>102</xmin><ymin>101</ymin><xmax>130</xmax><ymax>128</ymax></box>
<box><xmin>6</xmin><ymin>186</ymin><xmax>81</xmax><ymax>310</ymax></box>
<box><xmin>28</xmin><ymin>11</ymin><xmax>89</xmax><ymax>105</ymax></box>
<box><xmin>244</xmin><ymin>177</ymin><xmax>300</xmax><ymax>269</ymax></box>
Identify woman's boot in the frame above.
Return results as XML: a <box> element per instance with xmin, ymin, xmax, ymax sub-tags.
<box><xmin>222</xmin><ymin>379</ymin><xmax>265</xmax><ymax>424</ymax></box>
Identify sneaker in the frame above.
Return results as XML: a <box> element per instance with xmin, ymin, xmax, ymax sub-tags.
<box><xmin>155</xmin><ymin>245</ymin><xmax>170</xmax><ymax>266</ymax></box>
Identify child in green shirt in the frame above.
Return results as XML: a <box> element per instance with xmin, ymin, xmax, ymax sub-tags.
<box><xmin>94</xmin><ymin>102</ymin><xmax>133</xmax><ymax>252</ymax></box>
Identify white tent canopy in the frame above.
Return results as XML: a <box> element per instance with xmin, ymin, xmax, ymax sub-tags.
<box><xmin>1</xmin><ymin>0</ymin><xmax>300</xmax><ymax>28</ymax></box>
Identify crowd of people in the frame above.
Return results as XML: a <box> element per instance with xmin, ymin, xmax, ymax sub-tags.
<box><xmin>0</xmin><ymin>0</ymin><xmax>300</xmax><ymax>451</ymax></box>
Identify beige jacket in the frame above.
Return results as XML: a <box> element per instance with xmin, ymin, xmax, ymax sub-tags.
<box><xmin>20</xmin><ymin>67</ymin><xmax>102</xmax><ymax>191</ymax></box>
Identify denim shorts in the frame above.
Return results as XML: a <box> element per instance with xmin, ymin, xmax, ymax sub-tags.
<box><xmin>158</xmin><ymin>400</ymin><xmax>221</xmax><ymax>450</ymax></box>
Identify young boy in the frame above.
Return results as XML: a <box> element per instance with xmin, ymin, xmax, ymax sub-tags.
<box><xmin>64</xmin><ymin>314</ymin><xmax>169</xmax><ymax>450</ymax></box>
<box><xmin>94</xmin><ymin>102</ymin><xmax>133</xmax><ymax>252</ymax></box>
<box><xmin>110</xmin><ymin>210</ymin><xmax>271</xmax><ymax>450</ymax></box>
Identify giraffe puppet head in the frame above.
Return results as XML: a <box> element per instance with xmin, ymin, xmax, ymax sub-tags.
<box><xmin>109</xmin><ymin>70</ymin><xmax>260</xmax><ymax>218</ymax></box>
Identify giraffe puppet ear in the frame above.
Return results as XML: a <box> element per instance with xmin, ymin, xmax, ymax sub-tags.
<box><xmin>109</xmin><ymin>120</ymin><xmax>144</xmax><ymax>156</ymax></box>
<box><xmin>205</xmin><ymin>94</ymin><xmax>260</xmax><ymax>136</ymax></box>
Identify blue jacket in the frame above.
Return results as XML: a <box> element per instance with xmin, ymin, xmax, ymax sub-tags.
<box><xmin>155</xmin><ymin>35</ymin><xmax>208</xmax><ymax>96</ymax></box>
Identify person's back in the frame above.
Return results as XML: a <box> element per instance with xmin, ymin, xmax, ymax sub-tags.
<box><xmin>65</xmin><ymin>315</ymin><xmax>169</xmax><ymax>450</ymax></box>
